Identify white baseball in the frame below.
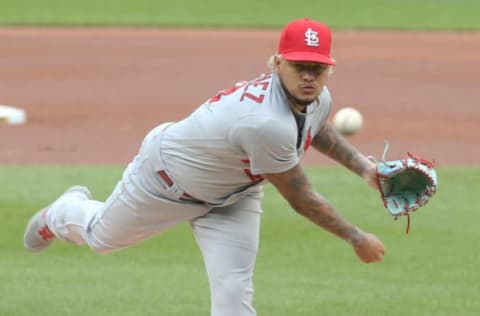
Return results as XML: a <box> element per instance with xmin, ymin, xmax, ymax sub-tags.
<box><xmin>333</xmin><ymin>107</ymin><xmax>363</xmax><ymax>136</ymax></box>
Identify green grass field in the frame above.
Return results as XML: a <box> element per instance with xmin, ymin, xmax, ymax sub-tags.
<box><xmin>1</xmin><ymin>166</ymin><xmax>479</xmax><ymax>315</ymax></box>
<box><xmin>1</xmin><ymin>1</ymin><xmax>478</xmax><ymax>315</ymax></box>
<box><xmin>0</xmin><ymin>0</ymin><xmax>479</xmax><ymax>30</ymax></box>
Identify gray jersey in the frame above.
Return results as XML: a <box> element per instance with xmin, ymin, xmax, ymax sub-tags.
<box><xmin>160</xmin><ymin>73</ymin><xmax>332</xmax><ymax>205</ymax></box>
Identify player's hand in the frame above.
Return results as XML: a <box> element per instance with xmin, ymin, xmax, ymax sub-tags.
<box><xmin>351</xmin><ymin>231</ymin><xmax>385</xmax><ymax>263</ymax></box>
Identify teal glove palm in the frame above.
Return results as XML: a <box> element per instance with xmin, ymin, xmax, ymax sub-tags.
<box><xmin>375</xmin><ymin>145</ymin><xmax>438</xmax><ymax>233</ymax></box>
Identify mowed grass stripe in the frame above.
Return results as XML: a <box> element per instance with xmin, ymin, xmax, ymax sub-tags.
<box><xmin>0</xmin><ymin>0</ymin><xmax>479</xmax><ymax>30</ymax></box>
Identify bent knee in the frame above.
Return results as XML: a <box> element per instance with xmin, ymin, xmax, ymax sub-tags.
<box><xmin>212</xmin><ymin>276</ymin><xmax>254</xmax><ymax>307</ymax></box>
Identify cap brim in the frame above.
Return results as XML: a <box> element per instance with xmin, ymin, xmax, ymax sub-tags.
<box><xmin>283</xmin><ymin>52</ymin><xmax>336</xmax><ymax>65</ymax></box>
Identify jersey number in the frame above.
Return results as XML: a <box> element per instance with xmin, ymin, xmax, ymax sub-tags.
<box><xmin>209</xmin><ymin>74</ymin><xmax>272</xmax><ymax>183</ymax></box>
<box><xmin>208</xmin><ymin>73</ymin><xmax>272</xmax><ymax>104</ymax></box>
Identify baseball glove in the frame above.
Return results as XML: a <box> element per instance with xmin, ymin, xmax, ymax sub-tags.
<box><xmin>374</xmin><ymin>143</ymin><xmax>438</xmax><ymax>233</ymax></box>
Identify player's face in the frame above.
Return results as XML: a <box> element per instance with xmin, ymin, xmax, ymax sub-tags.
<box><xmin>275</xmin><ymin>58</ymin><xmax>330</xmax><ymax>108</ymax></box>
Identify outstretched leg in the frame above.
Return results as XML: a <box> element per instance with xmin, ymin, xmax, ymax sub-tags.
<box><xmin>24</xmin><ymin>123</ymin><xmax>209</xmax><ymax>254</ymax></box>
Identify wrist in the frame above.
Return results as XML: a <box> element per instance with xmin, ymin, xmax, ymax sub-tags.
<box><xmin>360</xmin><ymin>155</ymin><xmax>376</xmax><ymax>177</ymax></box>
<box><xmin>346</xmin><ymin>226</ymin><xmax>365</xmax><ymax>246</ymax></box>
<box><xmin>361</xmin><ymin>159</ymin><xmax>379</xmax><ymax>191</ymax></box>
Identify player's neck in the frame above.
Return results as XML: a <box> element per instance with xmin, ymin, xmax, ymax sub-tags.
<box><xmin>290</xmin><ymin>102</ymin><xmax>307</xmax><ymax>115</ymax></box>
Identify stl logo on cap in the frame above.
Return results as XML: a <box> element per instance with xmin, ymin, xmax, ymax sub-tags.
<box><xmin>304</xmin><ymin>28</ymin><xmax>319</xmax><ymax>47</ymax></box>
<box><xmin>278</xmin><ymin>18</ymin><xmax>336</xmax><ymax>65</ymax></box>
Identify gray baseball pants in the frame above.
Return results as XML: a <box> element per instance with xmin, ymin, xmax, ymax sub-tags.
<box><xmin>46</xmin><ymin>124</ymin><xmax>262</xmax><ymax>316</ymax></box>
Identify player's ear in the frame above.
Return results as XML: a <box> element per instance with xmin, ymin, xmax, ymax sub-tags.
<box><xmin>273</xmin><ymin>55</ymin><xmax>282</xmax><ymax>73</ymax></box>
<box><xmin>327</xmin><ymin>65</ymin><xmax>335</xmax><ymax>77</ymax></box>
<box><xmin>267</xmin><ymin>54</ymin><xmax>281</xmax><ymax>73</ymax></box>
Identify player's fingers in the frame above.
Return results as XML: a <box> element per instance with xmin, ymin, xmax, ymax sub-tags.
<box><xmin>361</xmin><ymin>245</ymin><xmax>385</xmax><ymax>263</ymax></box>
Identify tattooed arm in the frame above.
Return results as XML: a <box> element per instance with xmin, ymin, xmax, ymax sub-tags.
<box><xmin>312</xmin><ymin>122</ymin><xmax>378</xmax><ymax>190</ymax></box>
<box><xmin>264</xmin><ymin>164</ymin><xmax>385</xmax><ymax>263</ymax></box>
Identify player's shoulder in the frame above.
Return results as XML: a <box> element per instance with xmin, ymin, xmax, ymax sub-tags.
<box><xmin>232</xmin><ymin>115</ymin><xmax>296</xmax><ymax>148</ymax></box>
<box><xmin>259</xmin><ymin>117</ymin><xmax>296</xmax><ymax>138</ymax></box>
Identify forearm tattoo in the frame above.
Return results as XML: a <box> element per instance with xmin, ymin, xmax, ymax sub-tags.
<box><xmin>312</xmin><ymin>123</ymin><xmax>370</xmax><ymax>177</ymax></box>
<box><xmin>267</xmin><ymin>165</ymin><xmax>359</xmax><ymax>243</ymax></box>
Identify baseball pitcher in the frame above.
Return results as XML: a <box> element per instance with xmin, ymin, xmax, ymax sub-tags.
<box><xmin>25</xmin><ymin>19</ymin><xmax>388</xmax><ymax>316</ymax></box>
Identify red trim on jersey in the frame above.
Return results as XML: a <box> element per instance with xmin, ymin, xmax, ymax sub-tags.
<box><xmin>240</xmin><ymin>159</ymin><xmax>264</xmax><ymax>183</ymax></box>
<box><xmin>304</xmin><ymin>127</ymin><xmax>312</xmax><ymax>151</ymax></box>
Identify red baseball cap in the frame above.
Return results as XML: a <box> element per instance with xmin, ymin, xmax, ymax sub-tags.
<box><xmin>278</xmin><ymin>18</ymin><xmax>336</xmax><ymax>65</ymax></box>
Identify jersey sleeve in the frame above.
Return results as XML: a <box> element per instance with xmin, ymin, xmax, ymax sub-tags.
<box><xmin>232</xmin><ymin>118</ymin><xmax>299</xmax><ymax>175</ymax></box>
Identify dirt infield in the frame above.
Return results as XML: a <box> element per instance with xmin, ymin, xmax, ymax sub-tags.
<box><xmin>1</xmin><ymin>28</ymin><xmax>479</xmax><ymax>165</ymax></box>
